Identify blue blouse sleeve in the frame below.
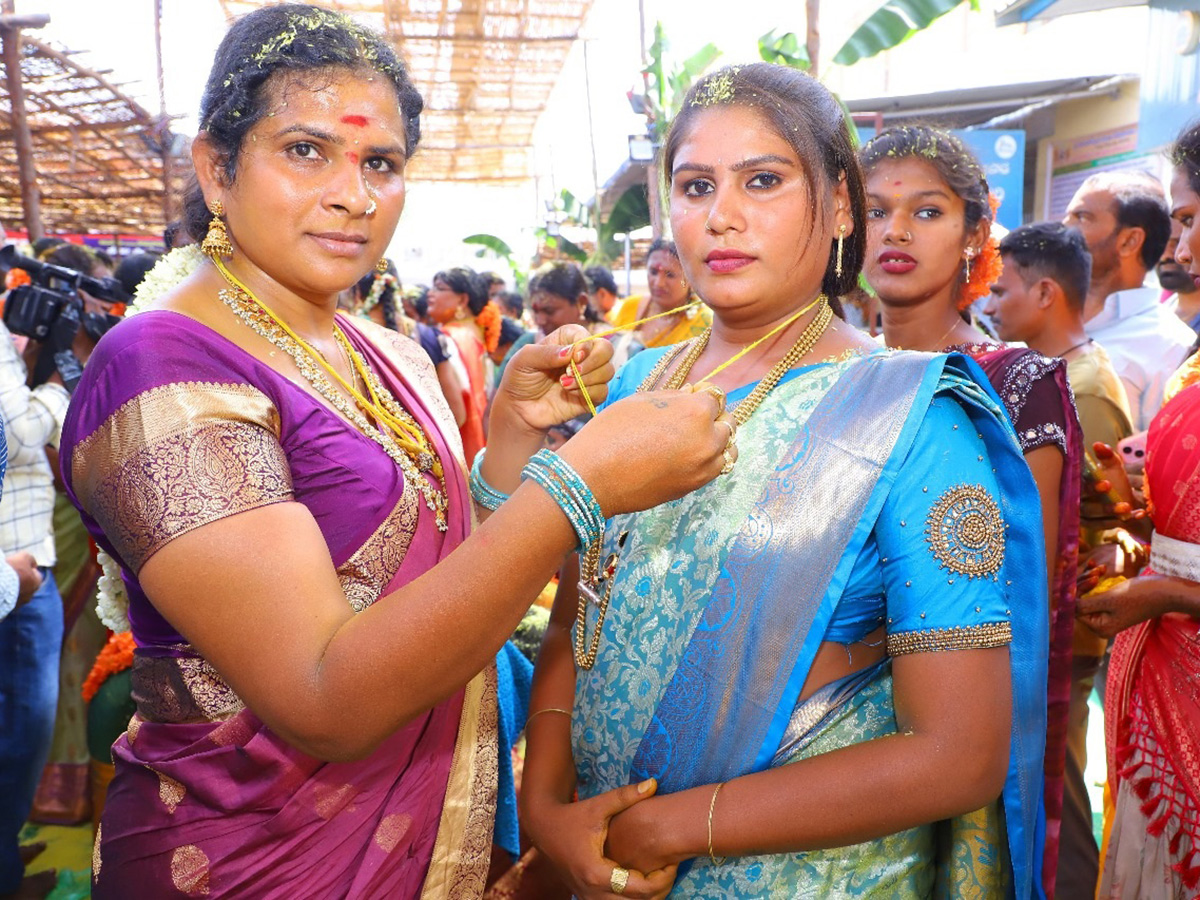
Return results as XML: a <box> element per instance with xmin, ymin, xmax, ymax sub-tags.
<box><xmin>879</xmin><ymin>392</ymin><xmax>1015</xmax><ymax>655</ymax></box>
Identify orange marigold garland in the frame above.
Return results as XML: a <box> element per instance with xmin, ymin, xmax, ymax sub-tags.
<box><xmin>958</xmin><ymin>192</ymin><xmax>1004</xmax><ymax>310</ymax></box>
<box><xmin>82</xmin><ymin>631</ymin><xmax>135</xmax><ymax>703</ymax></box>
<box><xmin>475</xmin><ymin>300</ymin><xmax>502</xmax><ymax>353</ymax></box>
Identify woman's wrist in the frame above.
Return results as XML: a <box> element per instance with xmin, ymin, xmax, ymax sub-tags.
<box><xmin>1145</xmin><ymin>573</ymin><xmax>1200</xmax><ymax>617</ymax></box>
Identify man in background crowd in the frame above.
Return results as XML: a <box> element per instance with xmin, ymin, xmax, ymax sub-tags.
<box><xmin>1159</xmin><ymin>218</ymin><xmax>1200</xmax><ymax>334</ymax></box>
<box><xmin>1064</xmin><ymin>172</ymin><xmax>1196</xmax><ymax>430</ymax></box>
<box><xmin>986</xmin><ymin>221</ymin><xmax>1133</xmax><ymax>900</ymax></box>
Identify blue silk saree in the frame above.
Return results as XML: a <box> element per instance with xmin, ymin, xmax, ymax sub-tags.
<box><xmin>575</xmin><ymin>348</ymin><xmax>1048</xmax><ymax>898</ymax></box>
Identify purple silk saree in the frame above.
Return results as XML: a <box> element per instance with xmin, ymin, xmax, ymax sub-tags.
<box><xmin>61</xmin><ymin>312</ymin><xmax>496</xmax><ymax>898</ymax></box>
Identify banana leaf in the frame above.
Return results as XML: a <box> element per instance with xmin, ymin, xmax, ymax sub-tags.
<box><xmin>463</xmin><ymin>233</ymin><xmax>514</xmax><ymax>258</ymax></box>
<box><xmin>758</xmin><ymin>29</ymin><xmax>810</xmax><ymax>70</ymax></box>
<box><xmin>832</xmin><ymin>0</ymin><xmax>979</xmax><ymax>67</ymax></box>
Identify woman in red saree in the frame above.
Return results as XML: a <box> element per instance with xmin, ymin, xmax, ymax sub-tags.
<box><xmin>428</xmin><ymin>267</ymin><xmax>501</xmax><ymax>465</ymax></box>
<box><xmin>58</xmin><ymin>6</ymin><xmax>728</xmax><ymax>897</ymax></box>
<box><xmin>1079</xmin><ymin>120</ymin><xmax>1200</xmax><ymax>898</ymax></box>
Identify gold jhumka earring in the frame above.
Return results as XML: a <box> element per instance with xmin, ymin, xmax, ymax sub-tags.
<box><xmin>202</xmin><ymin>199</ymin><xmax>234</xmax><ymax>260</ymax></box>
<box><xmin>835</xmin><ymin>224</ymin><xmax>848</xmax><ymax>278</ymax></box>
<box><xmin>376</xmin><ymin>257</ymin><xmax>388</xmax><ymax>273</ymax></box>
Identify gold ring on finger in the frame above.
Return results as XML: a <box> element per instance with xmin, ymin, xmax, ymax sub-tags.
<box><xmin>721</xmin><ymin>447</ymin><xmax>736</xmax><ymax>475</ymax></box>
<box><xmin>696</xmin><ymin>383</ymin><xmax>727</xmax><ymax>417</ymax></box>
<box><xmin>610</xmin><ymin>865</ymin><xmax>630</xmax><ymax>894</ymax></box>
<box><xmin>716</xmin><ymin>417</ymin><xmax>737</xmax><ymax>447</ymax></box>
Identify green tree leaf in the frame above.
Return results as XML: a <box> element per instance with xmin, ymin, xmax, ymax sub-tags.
<box><xmin>832</xmin><ymin>0</ymin><xmax>976</xmax><ymax>67</ymax></box>
<box><xmin>758</xmin><ymin>29</ymin><xmax>810</xmax><ymax>70</ymax></box>
<box><xmin>463</xmin><ymin>233</ymin><xmax>514</xmax><ymax>258</ymax></box>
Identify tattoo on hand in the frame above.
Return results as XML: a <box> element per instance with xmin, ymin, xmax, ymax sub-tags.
<box><xmin>651</xmin><ymin>399</ymin><xmax>669</xmax><ymax>409</ymax></box>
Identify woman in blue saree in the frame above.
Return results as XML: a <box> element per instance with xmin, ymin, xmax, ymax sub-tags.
<box><xmin>522</xmin><ymin>64</ymin><xmax>1049</xmax><ymax>899</ymax></box>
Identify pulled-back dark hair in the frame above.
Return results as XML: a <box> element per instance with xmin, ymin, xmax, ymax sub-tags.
<box><xmin>434</xmin><ymin>266</ymin><xmax>488</xmax><ymax>316</ymax></box>
<box><xmin>662</xmin><ymin>63</ymin><xmax>866</xmax><ymax>300</ymax></box>
<box><xmin>583</xmin><ymin>264</ymin><xmax>618</xmax><ymax>296</ymax></box>
<box><xmin>355</xmin><ymin>268</ymin><xmax>399</xmax><ymax>330</ymax></box>
<box><xmin>529</xmin><ymin>262</ymin><xmax>594</xmax><ymax>323</ymax></box>
<box><xmin>497</xmin><ymin>316</ymin><xmax>526</xmax><ymax>348</ymax></box>
<box><xmin>645</xmin><ymin>237</ymin><xmax>680</xmax><ymax>266</ymax></box>
<box><xmin>183</xmin><ymin>4</ymin><xmax>424</xmax><ymax>243</ymax></box>
<box><xmin>860</xmin><ymin>125</ymin><xmax>992</xmax><ymax>237</ymax></box>
<box><xmin>999</xmin><ymin>222</ymin><xmax>1092</xmax><ymax>311</ymax></box>
<box><xmin>529</xmin><ymin>261</ymin><xmax>587</xmax><ymax>302</ymax></box>
<box><xmin>1172</xmin><ymin>121</ymin><xmax>1200</xmax><ymax>197</ymax></box>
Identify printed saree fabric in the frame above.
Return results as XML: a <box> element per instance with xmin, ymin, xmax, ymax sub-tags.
<box><xmin>60</xmin><ymin>312</ymin><xmax>496</xmax><ymax>899</ymax></box>
<box><xmin>575</xmin><ymin>347</ymin><xmax>1049</xmax><ymax>898</ymax></box>
<box><xmin>1102</xmin><ymin>379</ymin><xmax>1200</xmax><ymax>896</ymax></box>
<box><xmin>955</xmin><ymin>343</ymin><xmax>1083</xmax><ymax>897</ymax></box>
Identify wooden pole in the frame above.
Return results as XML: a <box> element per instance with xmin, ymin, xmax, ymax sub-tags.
<box><xmin>806</xmin><ymin>0</ymin><xmax>820</xmax><ymax>78</ymax></box>
<box><xmin>0</xmin><ymin>7</ymin><xmax>47</xmax><ymax>240</ymax></box>
<box><xmin>154</xmin><ymin>0</ymin><xmax>173</xmax><ymax>227</ymax></box>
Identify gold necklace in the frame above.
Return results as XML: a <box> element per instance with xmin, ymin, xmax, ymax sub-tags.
<box><xmin>212</xmin><ymin>261</ymin><xmax>449</xmax><ymax>531</ymax></box>
<box><xmin>642</xmin><ymin>297</ymin><xmax>834</xmax><ymax>425</ymax></box>
<box><xmin>571</xmin><ymin>296</ymin><xmax>834</xmax><ymax>670</ymax></box>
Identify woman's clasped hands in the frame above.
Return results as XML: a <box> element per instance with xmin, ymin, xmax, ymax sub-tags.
<box><xmin>524</xmin><ymin>777</ymin><xmax>678</xmax><ymax>900</ymax></box>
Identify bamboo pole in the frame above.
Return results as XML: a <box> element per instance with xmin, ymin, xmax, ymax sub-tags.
<box><xmin>154</xmin><ymin>0</ymin><xmax>173</xmax><ymax>227</ymax></box>
<box><xmin>0</xmin><ymin>7</ymin><xmax>48</xmax><ymax>240</ymax></box>
<box><xmin>806</xmin><ymin>0</ymin><xmax>820</xmax><ymax>78</ymax></box>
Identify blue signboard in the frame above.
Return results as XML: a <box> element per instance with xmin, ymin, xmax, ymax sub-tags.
<box><xmin>857</xmin><ymin>128</ymin><xmax>1026</xmax><ymax>231</ymax></box>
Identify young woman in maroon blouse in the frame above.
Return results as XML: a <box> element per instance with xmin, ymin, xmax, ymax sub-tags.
<box><xmin>861</xmin><ymin>126</ymin><xmax>1084</xmax><ymax>899</ymax></box>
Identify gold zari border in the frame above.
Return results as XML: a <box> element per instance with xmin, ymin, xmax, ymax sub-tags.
<box><xmin>886</xmin><ymin>622</ymin><xmax>1012</xmax><ymax>656</ymax></box>
<box><xmin>336</xmin><ymin>490</ymin><xmax>420</xmax><ymax>612</ymax></box>
<box><xmin>72</xmin><ymin>382</ymin><xmax>293</xmax><ymax>573</ymax></box>
<box><xmin>419</xmin><ymin>665</ymin><xmax>498</xmax><ymax>900</ymax></box>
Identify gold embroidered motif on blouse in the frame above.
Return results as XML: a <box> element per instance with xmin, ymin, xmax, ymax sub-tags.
<box><xmin>886</xmin><ymin>622</ymin><xmax>1013</xmax><ymax>656</ymax></box>
<box><xmin>924</xmin><ymin>483</ymin><xmax>1005</xmax><ymax>578</ymax></box>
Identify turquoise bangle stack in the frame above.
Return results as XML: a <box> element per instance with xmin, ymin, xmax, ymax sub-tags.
<box><xmin>521</xmin><ymin>449</ymin><xmax>604</xmax><ymax>550</ymax></box>
<box><xmin>468</xmin><ymin>449</ymin><xmax>509</xmax><ymax>511</ymax></box>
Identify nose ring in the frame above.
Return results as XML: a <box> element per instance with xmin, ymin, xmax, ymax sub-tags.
<box><xmin>366</xmin><ymin>198</ymin><xmax>378</xmax><ymax>216</ymax></box>
<box><xmin>705</xmin><ymin>221</ymin><xmax>718</xmax><ymax>235</ymax></box>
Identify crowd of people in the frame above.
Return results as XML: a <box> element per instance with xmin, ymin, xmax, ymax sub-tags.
<box><xmin>1</xmin><ymin>4</ymin><xmax>1199</xmax><ymax>899</ymax></box>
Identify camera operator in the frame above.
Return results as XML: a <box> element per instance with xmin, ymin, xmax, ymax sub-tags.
<box><xmin>0</xmin><ymin>237</ymin><xmax>117</xmax><ymax>898</ymax></box>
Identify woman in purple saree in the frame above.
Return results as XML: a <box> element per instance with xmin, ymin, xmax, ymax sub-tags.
<box><xmin>59</xmin><ymin>5</ymin><xmax>728</xmax><ymax>897</ymax></box>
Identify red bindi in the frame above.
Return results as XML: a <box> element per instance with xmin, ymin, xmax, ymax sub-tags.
<box><xmin>341</xmin><ymin>115</ymin><xmax>369</xmax><ymax>127</ymax></box>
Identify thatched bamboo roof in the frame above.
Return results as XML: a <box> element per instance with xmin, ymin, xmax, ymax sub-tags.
<box><xmin>218</xmin><ymin>0</ymin><xmax>595</xmax><ymax>183</ymax></box>
<box><xmin>0</xmin><ymin>34</ymin><xmax>187</xmax><ymax>235</ymax></box>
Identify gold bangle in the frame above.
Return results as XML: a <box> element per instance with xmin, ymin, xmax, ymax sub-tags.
<box><xmin>707</xmin><ymin>782</ymin><xmax>726</xmax><ymax>866</ymax></box>
<box><xmin>526</xmin><ymin>707</ymin><xmax>572</xmax><ymax>726</ymax></box>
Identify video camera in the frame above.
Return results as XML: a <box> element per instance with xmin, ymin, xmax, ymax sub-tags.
<box><xmin>1</xmin><ymin>244</ymin><xmax>128</xmax><ymax>344</ymax></box>
<box><xmin>1</xmin><ymin>244</ymin><xmax>130</xmax><ymax>390</ymax></box>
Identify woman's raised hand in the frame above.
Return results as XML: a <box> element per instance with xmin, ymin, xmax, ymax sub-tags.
<box><xmin>498</xmin><ymin>325</ymin><xmax>615</xmax><ymax>432</ymax></box>
<box><xmin>560</xmin><ymin>387</ymin><xmax>735</xmax><ymax>517</ymax></box>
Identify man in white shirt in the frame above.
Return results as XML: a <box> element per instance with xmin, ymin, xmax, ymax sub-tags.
<box><xmin>1064</xmin><ymin>172</ymin><xmax>1197</xmax><ymax>431</ymax></box>
<box><xmin>0</xmin><ymin>293</ymin><xmax>69</xmax><ymax>899</ymax></box>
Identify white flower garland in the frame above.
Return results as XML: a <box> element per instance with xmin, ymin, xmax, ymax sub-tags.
<box><xmin>96</xmin><ymin>550</ymin><xmax>131</xmax><ymax>632</ymax></box>
<box><xmin>129</xmin><ymin>244</ymin><xmax>206</xmax><ymax>317</ymax></box>
<box><xmin>96</xmin><ymin>244</ymin><xmax>207</xmax><ymax>630</ymax></box>
<box><xmin>358</xmin><ymin>272</ymin><xmax>398</xmax><ymax>316</ymax></box>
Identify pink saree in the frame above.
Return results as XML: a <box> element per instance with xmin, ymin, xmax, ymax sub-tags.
<box><xmin>61</xmin><ymin>312</ymin><xmax>496</xmax><ymax>898</ymax></box>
